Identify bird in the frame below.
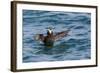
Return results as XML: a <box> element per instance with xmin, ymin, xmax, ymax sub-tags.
<box><xmin>34</xmin><ymin>27</ymin><xmax>70</xmax><ymax>47</ymax></box>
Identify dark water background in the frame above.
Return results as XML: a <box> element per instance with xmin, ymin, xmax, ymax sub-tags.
<box><xmin>23</xmin><ymin>10</ymin><xmax>91</xmax><ymax>63</ymax></box>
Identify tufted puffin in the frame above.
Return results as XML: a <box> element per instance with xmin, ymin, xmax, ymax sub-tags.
<box><xmin>34</xmin><ymin>27</ymin><xmax>70</xmax><ymax>47</ymax></box>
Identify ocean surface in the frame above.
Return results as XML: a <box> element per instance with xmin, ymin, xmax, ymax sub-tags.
<box><xmin>23</xmin><ymin>10</ymin><xmax>91</xmax><ymax>63</ymax></box>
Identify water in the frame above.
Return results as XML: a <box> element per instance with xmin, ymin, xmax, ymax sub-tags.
<box><xmin>23</xmin><ymin>10</ymin><xmax>91</xmax><ymax>63</ymax></box>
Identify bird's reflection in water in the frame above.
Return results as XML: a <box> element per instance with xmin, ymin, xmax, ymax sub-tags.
<box><xmin>35</xmin><ymin>42</ymin><xmax>71</xmax><ymax>55</ymax></box>
<box><xmin>35</xmin><ymin>45</ymin><xmax>54</xmax><ymax>55</ymax></box>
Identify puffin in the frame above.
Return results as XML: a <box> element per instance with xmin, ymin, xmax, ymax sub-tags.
<box><xmin>34</xmin><ymin>27</ymin><xmax>70</xmax><ymax>47</ymax></box>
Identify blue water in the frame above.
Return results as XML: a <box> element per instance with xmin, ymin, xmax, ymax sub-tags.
<box><xmin>23</xmin><ymin>10</ymin><xmax>91</xmax><ymax>63</ymax></box>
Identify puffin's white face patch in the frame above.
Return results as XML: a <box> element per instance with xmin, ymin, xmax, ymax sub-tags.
<box><xmin>48</xmin><ymin>29</ymin><xmax>52</xmax><ymax>34</ymax></box>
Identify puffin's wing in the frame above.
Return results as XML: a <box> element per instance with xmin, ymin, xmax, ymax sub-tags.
<box><xmin>54</xmin><ymin>30</ymin><xmax>70</xmax><ymax>41</ymax></box>
<box><xmin>34</xmin><ymin>34</ymin><xmax>45</xmax><ymax>42</ymax></box>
